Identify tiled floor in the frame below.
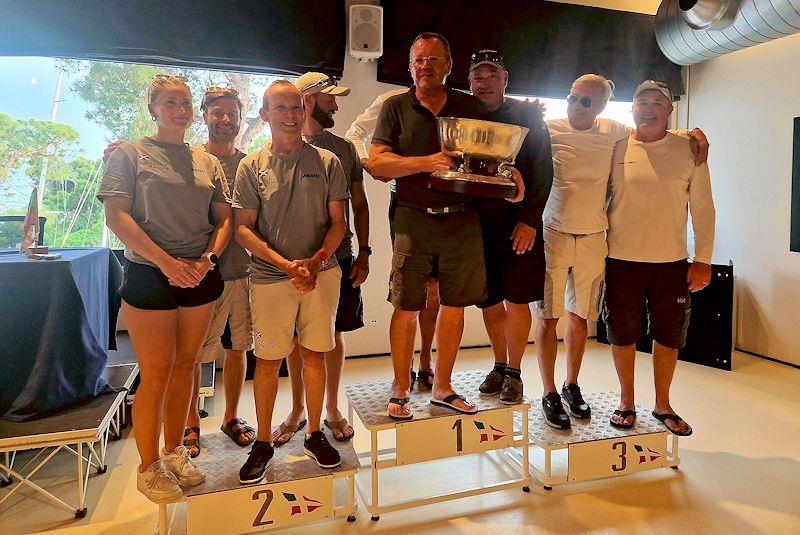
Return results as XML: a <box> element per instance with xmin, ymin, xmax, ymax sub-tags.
<box><xmin>1</xmin><ymin>341</ymin><xmax>798</xmax><ymax>534</ymax></box>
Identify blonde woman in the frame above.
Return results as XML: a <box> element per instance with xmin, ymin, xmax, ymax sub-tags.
<box><xmin>98</xmin><ymin>75</ymin><xmax>231</xmax><ymax>503</ymax></box>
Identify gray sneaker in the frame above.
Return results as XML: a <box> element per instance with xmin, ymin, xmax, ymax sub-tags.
<box><xmin>136</xmin><ymin>460</ymin><xmax>183</xmax><ymax>504</ymax></box>
<box><xmin>161</xmin><ymin>445</ymin><xmax>205</xmax><ymax>486</ymax></box>
<box><xmin>500</xmin><ymin>376</ymin><xmax>523</xmax><ymax>405</ymax></box>
<box><xmin>479</xmin><ymin>369</ymin><xmax>505</xmax><ymax>396</ymax></box>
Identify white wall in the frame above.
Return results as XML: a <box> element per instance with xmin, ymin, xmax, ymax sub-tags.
<box><xmin>682</xmin><ymin>33</ymin><xmax>800</xmax><ymax>365</ymax></box>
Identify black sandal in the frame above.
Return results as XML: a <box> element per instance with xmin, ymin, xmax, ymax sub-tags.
<box><xmin>652</xmin><ymin>411</ymin><xmax>693</xmax><ymax>436</ymax></box>
<box><xmin>220</xmin><ymin>417</ymin><xmax>257</xmax><ymax>447</ymax></box>
<box><xmin>183</xmin><ymin>426</ymin><xmax>200</xmax><ymax>458</ymax></box>
<box><xmin>417</xmin><ymin>370</ymin><xmax>434</xmax><ymax>391</ymax></box>
<box><xmin>610</xmin><ymin>409</ymin><xmax>637</xmax><ymax>430</ymax></box>
<box><xmin>430</xmin><ymin>393</ymin><xmax>478</xmax><ymax>414</ymax></box>
<box><xmin>388</xmin><ymin>397</ymin><xmax>413</xmax><ymax>421</ymax></box>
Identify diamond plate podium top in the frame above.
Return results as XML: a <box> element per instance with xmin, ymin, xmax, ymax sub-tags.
<box><xmin>344</xmin><ymin>370</ymin><xmax>530</xmax><ymax>429</ymax></box>
<box><xmin>185</xmin><ymin>430</ymin><xmax>359</xmax><ymax>498</ymax></box>
<box><xmin>522</xmin><ymin>391</ymin><xmax>667</xmax><ymax>446</ymax></box>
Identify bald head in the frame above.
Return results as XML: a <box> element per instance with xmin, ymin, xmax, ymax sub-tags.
<box><xmin>262</xmin><ymin>79</ymin><xmax>301</xmax><ymax>109</ymax></box>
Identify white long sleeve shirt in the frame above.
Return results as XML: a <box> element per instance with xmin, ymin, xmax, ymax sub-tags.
<box><xmin>607</xmin><ymin>132</ymin><xmax>715</xmax><ymax>264</ymax></box>
<box><xmin>344</xmin><ymin>88</ymin><xmax>407</xmax><ymax>159</ymax></box>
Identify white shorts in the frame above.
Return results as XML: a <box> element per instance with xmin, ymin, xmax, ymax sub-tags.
<box><xmin>533</xmin><ymin>227</ymin><xmax>607</xmax><ymax>321</ymax></box>
<box><xmin>198</xmin><ymin>277</ymin><xmax>253</xmax><ymax>363</ymax></box>
<box><xmin>250</xmin><ymin>267</ymin><xmax>341</xmax><ymax>360</ymax></box>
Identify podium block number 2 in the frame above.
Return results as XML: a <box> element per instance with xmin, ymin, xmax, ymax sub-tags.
<box><xmin>252</xmin><ymin>489</ymin><xmax>274</xmax><ymax>527</ymax></box>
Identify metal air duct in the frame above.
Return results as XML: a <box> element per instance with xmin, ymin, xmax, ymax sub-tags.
<box><xmin>656</xmin><ymin>0</ymin><xmax>800</xmax><ymax>65</ymax></box>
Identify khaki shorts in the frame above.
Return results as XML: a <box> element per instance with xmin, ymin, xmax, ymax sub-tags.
<box><xmin>533</xmin><ymin>227</ymin><xmax>607</xmax><ymax>321</ymax></box>
<box><xmin>250</xmin><ymin>267</ymin><xmax>341</xmax><ymax>360</ymax></box>
<box><xmin>198</xmin><ymin>277</ymin><xmax>253</xmax><ymax>363</ymax></box>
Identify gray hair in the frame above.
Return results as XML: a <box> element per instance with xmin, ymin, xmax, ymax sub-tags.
<box><xmin>572</xmin><ymin>74</ymin><xmax>615</xmax><ymax>103</ymax></box>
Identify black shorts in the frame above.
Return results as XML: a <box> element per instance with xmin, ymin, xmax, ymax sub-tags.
<box><xmin>389</xmin><ymin>206</ymin><xmax>486</xmax><ymax>310</ymax></box>
<box><xmin>120</xmin><ymin>260</ymin><xmax>223</xmax><ymax>311</ymax></box>
<box><xmin>602</xmin><ymin>258</ymin><xmax>691</xmax><ymax>349</ymax></box>
<box><xmin>477</xmin><ymin>212</ymin><xmax>545</xmax><ymax>308</ymax></box>
<box><xmin>335</xmin><ymin>255</ymin><xmax>365</xmax><ymax>332</ymax></box>
<box><xmin>388</xmin><ymin>190</ymin><xmax>398</xmax><ymax>245</ymax></box>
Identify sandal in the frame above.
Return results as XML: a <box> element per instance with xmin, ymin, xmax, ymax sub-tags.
<box><xmin>609</xmin><ymin>409</ymin><xmax>637</xmax><ymax>430</ymax></box>
<box><xmin>272</xmin><ymin>419</ymin><xmax>307</xmax><ymax>447</ymax></box>
<box><xmin>324</xmin><ymin>418</ymin><xmax>355</xmax><ymax>442</ymax></box>
<box><xmin>417</xmin><ymin>370</ymin><xmax>434</xmax><ymax>391</ymax></box>
<box><xmin>652</xmin><ymin>411</ymin><xmax>693</xmax><ymax>436</ymax></box>
<box><xmin>430</xmin><ymin>393</ymin><xmax>478</xmax><ymax>414</ymax></box>
<box><xmin>388</xmin><ymin>397</ymin><xmax>413</xmax><ymax>421</ymax></box>
<box><xmin>182</xmin><ymin>426</ymin><xmax>200</xmax><ymax>458</ymax></box>
<box><xmin>220</xmin><ymin>417</ymin><xmax>256</xmax><ymax>447</ymax></box>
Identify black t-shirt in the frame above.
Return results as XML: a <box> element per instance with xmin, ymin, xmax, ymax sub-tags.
<box><xmin>478</xmin><ymin>98</ymin><xmax>554</xmax><ymax>227</ymax></box>
<box><xmin>372</xmin><ymin>86</ymin><xmax>481</xmax><ymax>209</ymax></box>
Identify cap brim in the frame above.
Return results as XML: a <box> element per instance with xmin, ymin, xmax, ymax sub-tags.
<box><xmin>633</xmin><ymin>83</ymin><xmax>672</xmax><ymax>101</ymax></box>
<box><xmin>321</xmin><ymin>86</ymin><xmax>350</xmax><ymax>96</ymax></box>
<box><xmin>469</xmin><ymin>60</ymin><xmax>504</xmax><ymax>71</ymax></box>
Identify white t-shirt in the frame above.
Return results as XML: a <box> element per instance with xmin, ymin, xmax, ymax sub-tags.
<box><xmin>543</xmin><ymin>118</ymin><xmax>630</xmax><ymax>234</ymax></box>
<box><xmin>607</xmin><ymin>133</ymin><xmax>715</xmax><ymax>264</ymax></box>
<box><xmin>345</xmin><ymin>88</ymin><xmax>407</xmax><ymax>160</ymax></box>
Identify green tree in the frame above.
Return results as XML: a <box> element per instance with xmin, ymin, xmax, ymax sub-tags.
<box><xmin>0</xmin><ymin>112</ymin><xmax>80</xmax><ymax>184</ymax></box>
<box><xmin>42</xmin><ymin>156</ymin><xmax>106</xmax><ymax>247</ymax></box>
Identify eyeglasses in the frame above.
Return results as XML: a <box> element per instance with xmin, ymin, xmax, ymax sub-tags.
<box><xmin>299</xmin><ymin>76</ymin><xmax>337</xmax><ymax>93</ymax></box>
<box><xmin>411</xmin><ymin>55</ymin><xmax>446</xmax><ymax>67</ymax></box>
<box><xmin>567</xmin><ymin>94</ymin><xmax>593</xmax><ymax>108</ymax></box>
<box><xmin>152</xmin><ymin>74</ymin><xmax>189</xmax><ymax>83</ymax></box>
<box><xmin>469</xmin><ymin>49</ymin><xmax>504</xmax><ymax>69</ymax></box>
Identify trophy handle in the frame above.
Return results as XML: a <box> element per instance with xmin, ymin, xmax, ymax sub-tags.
<box><xmin>498</xmin><ymin>162</ymin><xmax>513</xmax><ymax>179</ymax></box>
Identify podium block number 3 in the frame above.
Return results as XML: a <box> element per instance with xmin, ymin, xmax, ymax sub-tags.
<box><xmin>611</xmin><ymin>441</ymin><xmax>627</xmax><ymax>472</ymax></box>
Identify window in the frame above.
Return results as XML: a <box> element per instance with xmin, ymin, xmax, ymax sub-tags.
<box><xmin>0</xmin><ymin>57</ymin><xmax>291</xmax><ymax>248</ymax></box>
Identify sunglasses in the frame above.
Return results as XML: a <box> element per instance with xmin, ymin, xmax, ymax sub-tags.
<box><xmin>299</xmin><ymin>76</ymin><xmax>337</xmax><ymax>93</ymax></box>
<box><xmin>567</xmin><ymin>94</ymin><xmax>593</xmax><ymax>108</ymax></box>
<box><xmin>470</xmin><ymin>49</ymin><xmax>504</xmax><ymax>68</ymax></box>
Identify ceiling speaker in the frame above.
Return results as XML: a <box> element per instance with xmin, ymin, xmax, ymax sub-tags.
<box><xmin>349</xmin><ymin>4</ymin><xmax>383</xmax><ymax>60</ymax></box>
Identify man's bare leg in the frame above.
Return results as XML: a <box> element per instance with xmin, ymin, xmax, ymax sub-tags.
<box><xmin>298</xmin><ymin>346</ymin><xmax>326</xmax><ymax>434</ymax></box>
<box><xmin>253</xmin><ymin>358</ymin><xmax>282</xmax><ymax>443</ymax></box>
<box><xmin>432</xmin><ymin>305</ymin><xmax>475</xmax><ymax>412</ymax></box>
<box><xmin>417</xmin><ymin>279</ymin><xmax>439</xmax><ymax>385</ymax></box>
<box><xmin>534</xmin><ymin>317</ymin><xmax>560</xmax><ymax>394</ymax></box>
<box><xmin>610</xmin><ymin>344</ymin><xmax>636</xmax><ymax>427</ymax></box>
<box><xmin>652</xmin><ymin>341</ymin><xmax>690</xmax><ymax>434</ymax></box>
<box><xmin>481</xmin><ymin>302</ymin><xmax>508</xmax><ymax>365</ymax></box>
<box><xmin>505</xmin><ymin>302</ymin><xmax>531</xmax><ymax>370</ymax></box>
<box><xmin>388</xmin><ymin>309</ymin><xmax>418</xmax><ymax>418</ymax></box>
<box><xmin>271</xmin><ymin>343</ymin><xmax>306</xmax><ymax>443</ymax></box>
<box><xmin>564</xmin><ymin>311</ymin><xmax>588</xmax><ymax>385</ymax></box>
<box><xmin>324</xmin><ymin>332</ymin><xmax>354</xmax><ymax>440</ymax></box>
<box><xmin>222</xmin><ymin>349</ymin><xmax>254</xmax><ymax>444</ymax></box>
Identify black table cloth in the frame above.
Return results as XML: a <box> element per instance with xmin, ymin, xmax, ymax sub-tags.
<box><xmin>0</xmin><ymin>248</ymin><xmax>123</xmax><ymax>421</ymax></box>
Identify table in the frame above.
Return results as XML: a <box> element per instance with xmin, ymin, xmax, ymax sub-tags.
<box><xmin>0</xmin><ymin>248</ymin><xmax>123</xmax><ymax>421</ymax></box>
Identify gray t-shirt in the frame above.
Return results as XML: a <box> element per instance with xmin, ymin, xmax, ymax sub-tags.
<box><xmin>198</xmin><ymin>146</ymin><xmax>250</xmax><ymax>280</ymax></box>
<box><xmin>232</xmin><ymin>142</ymin><xmax>350</xmax><ymax>284</ymax></box>
<box><xmin>97</xmin><ymin>137</ymin><xmax>228</xmax><ymax>267</ymax></box>
<box><xmin>303</xmin><ymin>130</ymin><xmax>364</xmax><ymax>259</ymax></box>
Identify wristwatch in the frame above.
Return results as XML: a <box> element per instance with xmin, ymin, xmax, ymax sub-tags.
<box><xmin>203</xmin><ymin>252</ymin><xmax>218</xmax><ymax>268</ymax></box>
<box><xmin>359</xmin><ymin>245</ymin><xmax>373</xmax><ymax>256</ymax></box>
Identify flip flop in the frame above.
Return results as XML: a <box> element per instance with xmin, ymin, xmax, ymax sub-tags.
<box><xmin>182</xmin><ymin>426</ymin><xmax>200</xmax><ymax>458</ymax></box>
<box><xmin>273</xmin><ymin>419</ymin><xmax>307</xmax><ymax>447</ymax></box>
<box><xmin>324</xmin><ymin>418</ymin><xmax>355</xmax><ymax>442</ymax></box>
<box><xmin>652</xmin><ymin>411</ymin><xmax>693</xmax><ymax>436</ymax></box>
<box><xmin>220</xmin><ymin>417</ymin><xmax>256</xmax><ymax>447</ymax></box>
<box><xmin>430</xmin><ymin>393</ymin><xmax>478</xmax><ymax>414</ymax></box>
<box><xmin>388</xmin><ymin>397</ymin><xmax>413</xmax><ymax>421</ymax></box>
<box><xmin>610</xmin><ymin>409</ymin><xmax>637</xmax><ymax>430</ymax></box>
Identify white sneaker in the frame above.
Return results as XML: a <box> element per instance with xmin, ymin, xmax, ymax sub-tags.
<box><xmin>136</xmin><ymin>460</ymin><xmax>183</xmax><ymax>504</ymax></box>
<box><xmin>161</xmin><ymin>445</ymin><xmax>205</xmax><ymax>486</ymax></box>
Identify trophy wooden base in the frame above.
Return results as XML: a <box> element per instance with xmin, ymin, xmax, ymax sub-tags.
<box><xmin>429</xmin><ymin>170</ymin><xmax>517</xmax><ymax>199</ymax></box>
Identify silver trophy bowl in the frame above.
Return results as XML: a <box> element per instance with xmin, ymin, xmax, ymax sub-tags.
<box><xmin>430</xmin><ymin>117</ymin><xmax>529</xmax><ymax>198</ymax></box>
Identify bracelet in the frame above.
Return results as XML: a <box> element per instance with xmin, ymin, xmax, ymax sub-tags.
<box><xmin>315</xmin><ymin>250</ymin><xmax>329</xmax><ymax>263</ymax></box>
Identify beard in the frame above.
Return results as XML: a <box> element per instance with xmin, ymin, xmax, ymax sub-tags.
<box><xmin>311</xmin><ymin>102</ymin><xmax>335</xmax><ymax>129</ymax></box>
<box><xmin>210</xmin><ymin>124</ymin><xmax>239</xmax><ymax>143</ymax></box>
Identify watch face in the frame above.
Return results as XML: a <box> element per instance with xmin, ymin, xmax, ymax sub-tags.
<box><xmin>208</xmin><ymin>252</ymin><xmax>218</xmax><ymax>265</ymax></box>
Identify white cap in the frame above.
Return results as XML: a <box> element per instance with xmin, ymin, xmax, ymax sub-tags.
<box><xmin>633</xmin><ymin>80</ymin><xmax>673</xmax><ymax>101</ymax></box>
<box><xmin>295</xmin><ymin>72</ymin><xmax>350</xmax><ymax>96</ymax></box>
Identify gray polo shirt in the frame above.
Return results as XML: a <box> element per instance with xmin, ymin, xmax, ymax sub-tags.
<box><xmin>303</xmin><ymin>130</ymin><xmax>364</xmax><ymax>260</ymax></box>
<box><xmin>198</xmin><ymin>146</ymin><xmax>250</xmax><ymax>280</ymax></box>
<box><xmin>232</xmin><ymin>142</ymin><xmax>350</xmax><ymax>284</ymax></box>
<box><xmin>97</xmin><ymin>137</ymin><xmax>228</xmax><ymax>267</ymax></box>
